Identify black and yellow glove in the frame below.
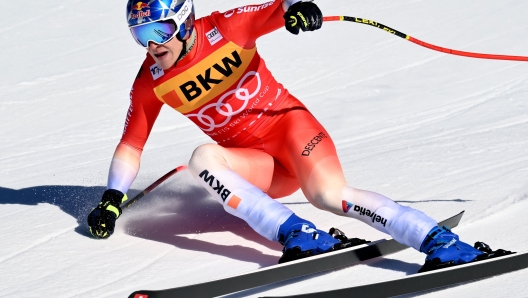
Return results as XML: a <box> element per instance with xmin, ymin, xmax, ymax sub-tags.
<box><xmin>87</xmin><ymin>189</ymin><xmax>128</xmax><ymax>239</ymax></box>
<box><xmin>284</xmin><ymin>1</ymin><xmax>323</xmax><ymax>35</ymax></box>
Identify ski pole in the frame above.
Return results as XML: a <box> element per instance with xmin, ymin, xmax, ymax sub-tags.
<box><xmin>323</xmin><ymin>16</ymin><xmax>528</xmax><ymax>62</ymax></box>
<box><xmin>121</xmin><ymin>165</ymin><xmax>188</xmax><ymax>210</ymax></box>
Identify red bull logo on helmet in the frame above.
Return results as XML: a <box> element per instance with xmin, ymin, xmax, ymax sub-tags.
<box><xmin>131</xmin><ymin>2</ymin><xmax>151</xmax><ymax>19</ymax></box>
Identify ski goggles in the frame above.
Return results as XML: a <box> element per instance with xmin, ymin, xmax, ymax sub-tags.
<box><xmin>129</xmin><ymin>0</ymin><xmax>194</xmax><ymax>48</ymax></box>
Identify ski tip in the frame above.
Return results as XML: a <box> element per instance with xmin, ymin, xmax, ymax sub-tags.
<box><xmin>129</xmin><ymin>291</ymin><xmax>151</xmax><ymax>298</ymax></box>
<box><xmin>176</xmin><ymin>165</ymin><xmax>188</xmax><ymax>171</ymax></box>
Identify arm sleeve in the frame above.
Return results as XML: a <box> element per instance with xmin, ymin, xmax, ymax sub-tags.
<box><xmin>212</xmin><ymin>1</ymin><xmax>287</xmax><ymax>48</ymax></box>
<box><xmin>107</xmin><ymin>142</ymin><xmax>141</xmax><ymax>194</ymax></box>
<box><xmin>107</xmin><ymin>72</ymin><xmax>163</xmax><ymax>193</ymax></box>
<box><xmin>120</xmin><ymin>78</ymin><xmax>163</xmax><ymax>151</ymax></box>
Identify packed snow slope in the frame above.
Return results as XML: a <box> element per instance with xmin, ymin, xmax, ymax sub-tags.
<box><xmin>2</xmin><ymin>0</ymin><xmax>528</xmax><ymax>297</ymax></box>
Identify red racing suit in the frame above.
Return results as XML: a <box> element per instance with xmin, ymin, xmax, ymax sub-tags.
<box><xmin>123</xmin><ymin>1</ymin><xmax>289</xmax><ymax>150</ymax></box>
<box><xmin>112</xmin><ymin>0</ymin><xmax>341</xmax><ymax>200</ymax></box>
<box><xmin>110</xmin><ymin>2</ymin><xmax>440</xmax><ymax>250</ymax></box>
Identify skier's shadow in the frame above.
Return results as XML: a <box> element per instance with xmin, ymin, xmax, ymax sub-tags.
<box><xmin>0</xmin><ymin>184</ymin><xmax>105</xmax><ymax>236</ymax></box>
<box><xmin>120</xmin><ymin>175</ymin><xmax>283</xmax><ymax>267</ymax></box>
<box><xmin>364</xmin><ymin>257</ymin><xmax>422</xmax><ymax>275</ymax></box>
<box><xmin>0</xmin><ymin>173</ymin><xmax>282</xmax><ymax>267</ymax></box>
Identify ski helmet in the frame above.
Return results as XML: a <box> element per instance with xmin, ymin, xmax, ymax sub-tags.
<box><xmin>127</xmin><ymin>0</ymin><xmax>195</xmax><ymax>48</ymax></box>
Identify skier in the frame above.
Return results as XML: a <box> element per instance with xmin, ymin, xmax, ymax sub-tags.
<box><xmin>88</xmin><ymin>0</ymin><xmax>485</xmax><ymax>269</ymax></box>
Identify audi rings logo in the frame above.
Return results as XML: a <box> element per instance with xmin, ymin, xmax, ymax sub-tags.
<box><xmin>186</xmin><ymin>71</ymin><xmax>261</xmax><ymax>132</ymax></box>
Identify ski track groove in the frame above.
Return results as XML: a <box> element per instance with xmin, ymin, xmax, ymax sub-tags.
<box><xmin>70</xmin><ymin>245</ymin><xmax>177</xmax><ymax>298</ymax></box>
<box><xmin>339</xmin><ymin>111</ymin><xmax>528</xmax><ymax>163</ymax></box>
<box><xmin>302</xmin><ymin>27</ymin><xmax>528</xmax><ymax>102</ymax></box>
<box><xmin>4</xmin><ymin>81</ymin><xmax>101</xmax><ymax>102</ymax></box>
<box><xmin>0</xmin><ymin>6</ymin><xmax>64</xmax><ymax>34</ymax></box>
<box><xmin>2</xmin><ymin>161</ymin><xmax>110</xmax><ymax>186</ymax></box>
<box><xmin>287</xmin><ymin>39</ymin><xmax>401</xmax><ymax>90</ymax></box>
<box><xmin>0</xmin><ymin>122</ymin><xmax>123</xmax><ymax>157</ymax></box>
<box><xmin>3</xmin><ymin>153</ymin><xmax>112</xmax><ymax>174</ymax></box>
<box><xmin>0</xmin><ymin>134</ymin><xmax>121</xmax><ymax>160</ymax></box>
<box><xmin>393</xmin><ymin>63</ymin><xmax>527</xmax><ymax>104</ymax></box>
<box><xmin>302</xmin><ymin>53</ymin><xmax>445</xmax><ymax>100</ymax></box>
<box><xmin>0</xmin><ymin>126</ymin><xmax>198</xmax><ymax>176</ymax></box>
<box><xmin>336</xmin><ymin>75</ymin><xmax>527</xmax><ymax>149</ymax></box>
<box><xmin>0</xmin><ymin>86</ymin><xmax>125</xmax><ymax>106</ymax></box>
<box><xmin>0</xmin><ymin>226</ymin><xmax>75</xmax><ymax>264</ymax></box>
<box><xmin>339</xmin><ymin>0</ymin><xmax>433</xmax><ymax>19</ymax></box>
<box><xmin>426</xmin><ymin>116</ymin><xmax>528</xmax><ymax>142</ymax></box>
<box><xmin>3</xmin><ymin>143</ymin><xmax>115</xmax><ymax>164</ymax></box>
<box><xmin>14</xmin><ymin>57</ymin><xmax>137</xmax><ymax>87</ymax></box>
<box><xmin>369</xmin><ymin>0</ymin><xmax>522</xmax><ymax>41</ymax></box>
<box><xmin>33</xmin><ymin>37</ymin><xmax>117</xmax><ymax>69</ymax></box>
<box><xmin>0</xmin><ymin>219</ymin><xmax>71</xmax><ymax>238</ymax></box>
<box><xmin>400</xmin><ymin>156</ymin><xmax>528</xmax><ymax>201</ymax></box>
<box><xmin>463</xmin><ymin>192</ymin><xmax>528</xmax><ymax>227</ymax></box>
<box><xmin>0</xmin><ymin>127</ymin><xmax>121</xmax><ymax>150</ymax></box>
<box><xmin>336</xmin><ymin>95</ymin><xmax>492</xmax><ymax>149</ymax></box>
<box><xmin>417</xmin><ymin>168</ymin><xmax>528</xmax><ymax>207</ymax></box>
<box><xmin>341</xmin><ymin>113</ymin><xmax>528</xmax><ymax>163</ymax></box>
<box><xmin>0</xmin><ymin>206</ymin><xmax>35</xmax><ymax>220</ymax></box>
<box><xmin>302</xmin><ymin>25</ymin><xmax>527</xmax><ymax>100</ymax></box>
<box><xmin>1</xmin><ymin>239</ymin><xmax>141</xmax><ymax>298</ymax></box>
<box><xmin>341</xmin><ymin>133</ymin><xmax>528</xmax><ymax>185</ymax></box>
<box><xmin>458</xmin><ymin>24</ymin><xmax>528</xmax><ymax>55</ymax></box>
<box><xmin>0</xmin><ymin>110</ymin><xmax>196</xmax><ymax>159</ymax></box>
<box><xmin>17</xmin><ymin>240</ymin><xmax>141</xmax><ymax>296</ymax></box>
<box><xmin>1</xmin><ymin>141</ymin><xmax>118</xmax><ymax>166</ymax></box>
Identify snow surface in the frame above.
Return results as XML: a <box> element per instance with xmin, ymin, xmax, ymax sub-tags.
<box><xmin>2</xmin><ymin>0</ymin><xmax>528</xmax><ymax>297</ymax></box>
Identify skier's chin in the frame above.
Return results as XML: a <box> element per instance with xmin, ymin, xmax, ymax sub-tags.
<box><xmin>152</xmin><ymin>52</ymin><xmax>175</xmax><ymax>70</ymax></box>
<box><xmin>147</xmin><ymin>37</ymin><xmax>184</xmax><ymax>70</ymax></box>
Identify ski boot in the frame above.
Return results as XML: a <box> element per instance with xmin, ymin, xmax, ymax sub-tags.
<box><xmin>418</xmin><ymin>226</ymin><xmax>515</xmax><ymax>273</ymax></box>
<box><xmin>278</xmin><ymin>214</ymin><xmax>369</xmax><ymax>263</ymax></box>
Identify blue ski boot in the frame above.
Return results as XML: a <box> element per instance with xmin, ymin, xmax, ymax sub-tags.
<box><xmin>277</xmin><ymin>214</ymin><xmax>341</xmax><ymax>263</ymax></box>
<box><xmin>419</xmin><ymin>226</ymin><xmax>484</xmax><ymax>272</ymax></box>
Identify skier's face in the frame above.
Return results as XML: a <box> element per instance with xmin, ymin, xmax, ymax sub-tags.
<box><xmin>147</xmin><ymin>37</ymin><xmax>183</xmax><ymax>70</ymax></box>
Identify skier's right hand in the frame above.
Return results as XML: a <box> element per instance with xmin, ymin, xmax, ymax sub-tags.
<box><xmin>87</xmin><ymin>189</ymin><xmax>127</xmax><ymax>239</ymax></box>
<box><xmin>284</xmin><ymin>1</ymin><xmax>323</xmax><ymax>35</ymax></box>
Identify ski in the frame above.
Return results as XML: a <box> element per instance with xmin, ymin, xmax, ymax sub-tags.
<box><xmin>128</xmin><ymin>211</ymin><xmax>464</xmax><ymax>298</ymax></box>
<box><xmin>263</xmin><ymin>249</ymin><xmax>528</xmax><ymax>298</ymax></box>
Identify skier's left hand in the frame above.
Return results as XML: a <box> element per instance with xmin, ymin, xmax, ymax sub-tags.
<box><xmin>87</xmin><ymin>189</ymin><xmax>126</xmax><ymax>239</ymax></box>
<box><xmin>284</xmin><ymin>1</ymin><xmax>323</xmax><ymax>35</ymax></box>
